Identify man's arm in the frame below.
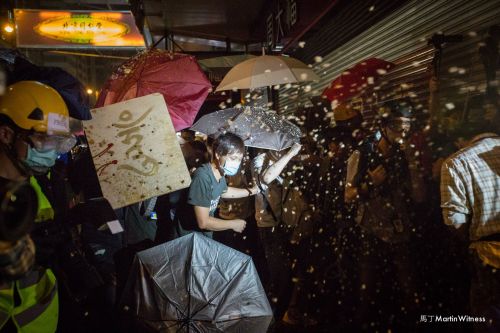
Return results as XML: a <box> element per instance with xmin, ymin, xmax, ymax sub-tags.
<box><xmin>440</xmin><ymin>160</ymin><xmax>470</xmax><ymax>240</ymax></box>
<box><xmin>193</xmin><ymin>205</ymin><xmax>246</xmax><ymax>232</ymax></box>
<box><xmin>442</xmin><ymin>209</ymin><xmax>469</xmax><ymax>241</ymax></box>
<box><xmin>220</xmin><ymin>185</ymin><xmax>259</xmax><ymax>199</ymax></box>
<box><xmin>344</xmin><ymin>150</ymin><xmax>361</xmax><ymax>203</ymax></box>
<box><xmin>261</xmin><ymin>143</ymin><xmax>301</xmax><ymax>185</ymax></box>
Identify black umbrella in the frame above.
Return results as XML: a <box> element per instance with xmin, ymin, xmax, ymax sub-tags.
<box><xmin>191</xmin><ymin>106</ymin><xmax>301</xmax><ymax>151</ymax></box>
<box><xmin>0</xmin><ymin>48</ymin><xmax>91</xmax><ymax>120</ymax></box>
<box><xmin>0</xmin><ymin>48</ymin><xmax>17</xmax><ymax>64</ymax></box>
<box><xmin>121</xmin><ymin>232</ymin><xmax>273</xmax><ymax>332</ymax></box>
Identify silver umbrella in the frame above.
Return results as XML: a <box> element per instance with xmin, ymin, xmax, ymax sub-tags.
<box><xmin>191</xmin><ymin>106</ymin><xmax>301</xmax><ymax>151</ymax></box>
<box><xmin>120</xmin><ymin>233</ymin><xmax>273</xmax><ymax>332</ymax></box>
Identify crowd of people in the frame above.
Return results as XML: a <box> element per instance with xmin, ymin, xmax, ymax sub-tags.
<box><xmin>163</xmin><ymin>96</ymin><xmax>499</xmax><ymax>332</ymax></box>
<box><xmin>0</xmin><ymin>64</ymin><xmax>498</xmax><ymax>333</ymax></box>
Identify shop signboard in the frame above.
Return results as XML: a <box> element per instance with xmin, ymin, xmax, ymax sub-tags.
<box><xmin>84</xmin><ymin>94</ymin><xmax>191</xmax><ymax>209</ymax></box>
<box><xmin>266</xmin><ymin>0</ymin><xmax>298</xmax><ymax>50</ymax></box>
<box><xmin>264</xmin><ymin>0</ymin><xmax>336</xmax><ymax>52</ymax></box>
<box><xmin>14</xmin><ymin>9</ymin><xmax>145</xmax><ymax>48</ymax></box>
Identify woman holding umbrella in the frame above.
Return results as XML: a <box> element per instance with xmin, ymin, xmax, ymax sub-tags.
<box><xmin>176</xmin><ymin>133</ymin><xmax>260</xmax><ymax>238</ymax></box>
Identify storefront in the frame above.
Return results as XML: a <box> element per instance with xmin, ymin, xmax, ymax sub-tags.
<box><xmin>279</xmin><ymin>0</ymin><xmax>499</xmax><ymax>130</ymax></box>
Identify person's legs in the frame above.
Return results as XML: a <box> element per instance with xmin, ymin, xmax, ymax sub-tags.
<box><xmin>154</xmin><ymin>193</ymin><xmax>179</xmax><ymax>243</ymax></box>
<box><xmin>336</xmin><ymin>224</ymin><xmax>362</xmax><ymax>329</ymax></box>
<box><xmin>391</xmin><ymin>242</ymin><xmax>417</xmax><ymax>332</ymax></box>
<box><xmin>470</xmin><ymin>251</ymin><xmax>500</xmax><ymax>333</ymax></box>
<box><xmin>244</xmin><ymin>216</ymin><xmax>268</xmax><ymax>285</ymax></box>
<box><xmin>282</xmin><ymin>235</ymin><xmax>318</xmax><ymax>327</ymax></box>
<box><xmin>356</xmin><ymin>233</ymin><xmax>386</xmax><ymax>331</ymax></box>
<box><xmin>258</xmin><ymin>226</ymin><xmax>293</xmax><ymax>319</ymax></box>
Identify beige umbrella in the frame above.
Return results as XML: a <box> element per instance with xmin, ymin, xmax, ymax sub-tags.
<box><xmin>215</xmin><ymin>55</ymin><xmax>320</xmax><ymax>91</ymax></box>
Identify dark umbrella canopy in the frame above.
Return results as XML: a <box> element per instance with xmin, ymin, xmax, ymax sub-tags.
<box><xmin>1</xmin><ymin>48</ymin><xmax>91</xmax><ymax>120</ymax></box>
<box><xmin>0</xmin><ymin>48</ymin><xmax>17</xmax><ymax>64</ymax></box>
<box><xmin>96</xmin><ymin>48</ymin><xmax>212</xmax><ymax>132</ymax></box>
<box><xmin>121</xmin><ymin>232</ymin><xmax>272</xmax><ymax>332</ymax></box>
<box><xmin>37</xmin><ymin>66</ymin><xmax>91</xmax><ymax>120</ymax></box>
<box><xmin>191</xmin><ymin>106</ymin><xmax>302</xmax><ymax>151</ymax></box>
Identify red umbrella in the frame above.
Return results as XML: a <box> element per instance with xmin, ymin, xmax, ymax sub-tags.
<box><xmin>96</xmin><ymin>48</ymin><xmax>212</xmax><ymax>131</ymax></box>
<box><xmin>322</xmin><ymin>58</ymin><xmax>395</xmax><ymax>103</ymax></box>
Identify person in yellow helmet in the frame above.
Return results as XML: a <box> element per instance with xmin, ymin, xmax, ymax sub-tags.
<box><xmin>0</xmin><ymin>81</ymin><xmax>76</xmax><ymax>176</ymax></box>
<box><xmin>0</xmin><ymin>81</ymin><xmax>76</xmax><ymax>333</ymax></box>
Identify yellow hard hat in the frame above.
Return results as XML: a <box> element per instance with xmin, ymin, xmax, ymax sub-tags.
<box><xmin>0</xmin><ymin>81</ymin><xmax>70</xmax><ymax>135</ymax></box>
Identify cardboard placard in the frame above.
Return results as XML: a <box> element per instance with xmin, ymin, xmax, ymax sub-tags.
<box><xmin>84</xmin><ymin>93</ymin><xmax>191</xmax><ymax>209</ymax></box>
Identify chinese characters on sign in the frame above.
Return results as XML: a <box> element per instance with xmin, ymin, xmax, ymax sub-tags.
<box><xmin>14</xmin><ymin>9</ymin><xmax>145</xmax><ymax>47</ymax></box>
<box><xmin>113</xmin><ymin>107</ymin><xmax>159</xmax><ymax>177</ymax></box>
<box><xmin>266</xmin><ymin>0</ymin><xmax>298</xmax><ymax>50</ymax></box>
<box><xmin>61</xmin><ymin>18</ymin><xmax>102</xmax><ymax>30</ymax></box>
<box><xmin>35</xmin><ymin>14</ymin><xmax>129</xmax><ymax>44</ymax></box>
<box><xmin>84</xmin><ymin>94</ymin><xmax>191</xmax><ymax>209</ymax></box>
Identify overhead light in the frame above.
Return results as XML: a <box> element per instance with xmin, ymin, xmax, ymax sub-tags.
<box><xmin>4</xmin><ymin>9</ymin><xmax>14</xmax><ymax>34</ymax></box>
<box><xmin>3</xmin><ymin>24</ymin><xmax>14</xmax><ymax>33</ymax></box>
<box><xmin>86</xmin><ymin>88</ymin><xmax>93</xmax><ymax>95</ymax></box>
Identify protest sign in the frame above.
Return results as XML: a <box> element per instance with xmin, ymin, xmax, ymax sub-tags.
<box><xmin>84</xmin><ymin>93</ymin><xmax>191</xmax><ymax>209</ymax></box>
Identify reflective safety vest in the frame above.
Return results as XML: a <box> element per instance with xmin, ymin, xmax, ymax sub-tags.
<box><xmin>0</xmin><ymin>177</ymin><xmax>59</xmax><ymax>332</ymax></box>
<box><xmin>0</xmin><ymin>267</ymin><xmax>58</xmax><ymax>333</ymax></box>
<box><xmin>30</xmin><ymin>177</ymin><xmax>55</xmax><ymax>223</ymax></box>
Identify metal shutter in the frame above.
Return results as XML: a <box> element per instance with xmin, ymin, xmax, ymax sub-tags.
<box><xmin>279</xmin><ymin>0</ymin><xmax>500</xmax><ymax>118</ymax></box>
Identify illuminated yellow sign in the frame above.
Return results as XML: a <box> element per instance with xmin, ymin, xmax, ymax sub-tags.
<box><xmin>15</xmin><ymin>10</ymin><xmax>145</xmax><ymax>48</ymax></box>
<box><xmin>35</xmin><ymin>15</ymin><xmax>129</xmax><ymax>44</ymax></box>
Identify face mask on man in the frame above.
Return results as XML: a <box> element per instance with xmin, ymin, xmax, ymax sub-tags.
<box><xmin>223</xmin><ymin>159</ymin><xmax>241</xmax><ymax>176</ymax></box>
<box><xmin>23</xmin><ymin>146</ymin><xmax>59</xmax><ymax>173</ymax></box>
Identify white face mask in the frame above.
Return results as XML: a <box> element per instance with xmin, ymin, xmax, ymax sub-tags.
<box><xmin>23</xmin><ymin>146</ymin><xmax>59</xmax><ymax>174</ymax></box>
<box><xmin>223</xmin><ymin>159</ymin><xmax>241</xmax><ymax>176</ymax></box>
